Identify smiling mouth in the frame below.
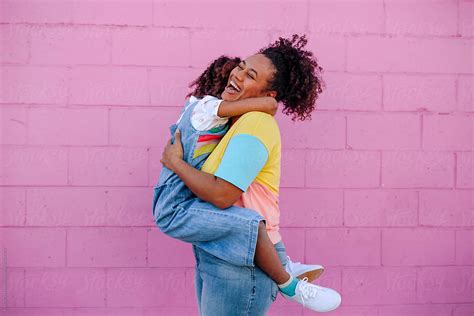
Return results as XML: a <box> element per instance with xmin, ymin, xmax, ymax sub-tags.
<box><xmin>226</xmin><ymin>78</ymin><xmax>241</xmax><ymax>92</ymax></box>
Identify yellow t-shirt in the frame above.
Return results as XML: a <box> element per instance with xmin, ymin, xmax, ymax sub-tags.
<box><xmin>201</xmin><ymin>111</ymin><xmax>282</xmax><ymax>244</ymax></box>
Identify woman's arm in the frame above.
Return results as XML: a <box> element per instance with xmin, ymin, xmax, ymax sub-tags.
<box><xmin>168</xmin><ymin>158</ymin><xmax>242</xmax><ymax>209</ymax></box>
<box><xmin>217</xmin><ymin>96</ymin><xmax>278</xmax><ymax>117</ymax></box>
<box><xmin>160</xmin><ymin>130</ymin><xmax>242</xmax><ymax>209</ymax></box>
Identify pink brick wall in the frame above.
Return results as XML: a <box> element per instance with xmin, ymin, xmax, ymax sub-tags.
<box><xmin>0</xmin><ymin>0</ymin><xmax>472</xmax><ymax>315</ymax></box>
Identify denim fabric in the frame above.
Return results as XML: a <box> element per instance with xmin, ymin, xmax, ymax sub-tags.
<box><xmin>193</xmin><ymin>240</ymin><xmax>288</xmax><ymax>316</ymax></box>
<box><xmin>152</xmin><ymin>97</ymin><xmax>267</xmax><ymax>267</ymax></box>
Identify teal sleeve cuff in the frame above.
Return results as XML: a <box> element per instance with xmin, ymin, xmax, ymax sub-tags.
<box><xmin>214</xmin><ymin>134</ymin><xmax>269</xmax><ymax>192</ymax></box>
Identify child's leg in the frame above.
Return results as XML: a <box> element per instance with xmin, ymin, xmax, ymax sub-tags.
<box><xmin>254</xmin><ymin>221</ymin><xmax>291</xmax><ymax>284</ymax></box>
<box><xmin>155</xmin><ymin>188</ymin><xmax>292</xmax><ymax>286</ymax></box>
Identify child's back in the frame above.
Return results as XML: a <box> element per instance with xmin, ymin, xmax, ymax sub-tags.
<box><xmin>153</xmin><ymin>95</ymin><xmax>230</xmax><ymax>220</ymax></box>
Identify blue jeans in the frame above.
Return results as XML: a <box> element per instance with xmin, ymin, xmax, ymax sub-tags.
<box><xmin>192</xmin><ymin>240</ymin><xmax>288</xmax><ymax>315</ymax></box>
<box><xmin>155</xmin><ymin>183</ymin><xmax>265</xmax><ymax>267</ymax></box>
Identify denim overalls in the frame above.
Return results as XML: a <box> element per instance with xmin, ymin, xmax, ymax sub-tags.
<box><xmin>152</xmin><ymin>96</ymin><xmax>288</xmax><ymax>315</ymax></box>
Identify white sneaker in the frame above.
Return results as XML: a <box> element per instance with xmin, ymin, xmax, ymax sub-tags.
<box><xmin>281</xmin><ymin>277</ymin><xmax>342</xmax><ymax>312</ymax></box>
<box><xmin>285</xmin><ymin>255</ymin><xmax>325</xmax><ymax>283</ymax></box>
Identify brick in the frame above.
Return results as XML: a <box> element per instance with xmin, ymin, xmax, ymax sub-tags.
<box><xmin>0</xmin><ymin>187</ymin><xmax>25</xmax><ymax>226</ymax></box>
<box><xmin>457</xmin><ymin>75</ymin><xmax>474</xmax><ymax>112</ymax></box>
<box><xmin>342</xmin><ymin>267</ymin><xmax>417</xmax><ymax>305</ymax></box>
<box><xmin>73</xmin><ymin>308</ymin><xmax>144</xmax><ymax>316</ymax></box>
<box><xmin>453</xmin><ymin>304</ymin><xmax>474</xmax><ymax>316</ymax></box>
<box><xmin>24</xmin><ymin>269</ymin><xmax>106</xmax><ymax>307</ymax></box>
<box><xmin>70</xmin><ymin>66</ymin><xmax>148</xmax><ymax>106</ymax></box>
<box><xmin>184</xmin><ymin>267</ymin><xmax>197</xmax><ymax>308</ymax></box>
<box><xmin>344</xmin><ymin>189</ymin><xmax>418</xmax><ymax>227</ymax></box>
<box><xmin>384</xmin><ymin>74</ymin><xmax>456</xmax><ymax>112</ymax></box>
<box><xmin>304</xmin><ymin>34</ymin><xmax>346</xmax><ymax>72</ymax></box>
<box><xmin>457</xmin><ymin>152</ymin><xmax>473</xmax><ymax>188</ymax></box>
<box><xmin>1</xmin><ymin>147</ymin><xmax>68</xmax><ymax>185</ymax></box>
<box><xmin>303</xmin><ymin>306</ymin><xmax>377</xmax><ymax>316</ymax></box>
<box><xmin>317</xmin><ymin>72</ymin><xmax>382</xmax><ymax>111</ymax></box>
<box><xmin>456</xmin><ymin>230</ymin><xmax>474</xmax><ymax>265</ymax></box>
<box><xmin>378</xmin><ymin>305</ymin><xmax>453</xmax><ymax>316</ymax></box>
<box><xmin>144</xmin><ymin>307</ymin><xmax>198</xmax><ymax>316</ymax></box>
<box><xmin>109</xmin><ymin>107</ymin><xmax>181</xmax><ymax>146</ymax></box>
<box><xmin>150</xmin><ymin>67</ymin><xmax>202</xmax><ymax>107</ymax></box>
<box><xmin>106</xmin><ymin>268</ymin><xmax>186</xmax><ymax>307</ymax></box>
<box><xmin>0</xmin><ymin>0</ymin><xmax>73</xmax><ymax>23</ymax></box>
<box><xmin>382</xmin><ymin>228</ymin><xmax>455</xmax><ymax>266</ymax></box>
<box><xmin>348</xmin><ymin>37</ymin><xmax>473</xmax><ymax>74</ymax></box>
<box><xmin>26</xmin><ymin>187</ymin><xmax>107</xmax><ymax>227</ymax></box>
<box><xmin>460</xmin><ymin>1</ymin><xmax>474</xmax><ymax>37</ymax></box>
<box><xmin>280</xmin><ymin>149</ymin><xmax>305</xmax><ymax>188</ymax></box>
<box><xmin>0</xmin><ymin>228</ymin><xmax>65</xmax><ymax>267</ymax></box>
<box><xmin>0</xmin><ymin>66</ymin><xmax>69</xmax><ymax>104</ymax></box>
<box><xmin>67</xmin><ymin>228</ymin><xmax>147</xmax><ymax>267</ymax></box>
<box><xmin>0</xmin><ymin>268</ymin><xmax>25</xmax><ymax>308</ymax></box>
<box><xmin>30</xmin><ymin>26</ymin><xmax>110</xmax><ymax>65</ymax></box>
<box><xmin>419</xmin><ymin>190</ymin><xmax>473</xmax><ymax>227</ymax></box>
<box><xmin>423</xmin><ymin>114</ymin><xmax>473</xmax><ymax>151</ymax></box>
<box><xmin>385</xmin><ymin>2</ymin><xmax>457</xmax><ymax>36</ymax></box>
<box><xmin>417</xmin><ymin>266</ymin><xmax>474</xmax><ymax>303</ymax></box>
<box><xmin>189</xmin><ymin>29</ymin><xmax>269</xmax><ymax>68</ymax></box>
<box><xmin>278</xmin><ymin>228</ymin><xmax>306</xmax><ymax>263</ymax></box>
<box><xmin>105</xmin><ymin>187</ymin><xmax>155</xmax><ymax>226</ymax></box>
<box><xmin>305</xmin><ymin>228</ymin><xmax>380</xmax><ymax>266</ymax></box>
<box><xmin>382</xmin><ymin>151</ymin><xmax>454</xmax><ymax>188</ymax></box>
<box><xmin>0</xmin><ymin>309</ymin><xmax>75</xmax><ymax>316</ymax></box>
<box><xmin>1</xmin><ymin>106</ymin><xmax>27</xmax><ymax>145</ymax></box>
<box><xmin>68</xmin><ymin>147</ymin><xmax>148</xmax><ymax>186</ymax></box>
<box><xmin>347</xmin><ymin>113</ymin><xmax>420</xmax><ymax>150</ymax></box>
<box><xmin>306</xmin><ymin>150</ymin><xmax>380</xmax><ymax>188</ymax></box>
<box><xmin>148</xmin><ymin>230</ymin><xmax>194</xmax><ymax>267</ymax></box>
<box><xmin>72</xmin><ymin>0</ymin><xmax>153</xmax><ymax>26</ymax></box>
<box><xmin>308</xmin><ymin>0</ymin><xmax>384</xmax><ymax>34</ymax></box>
<box><xmin>269</xmin><ymin>306</ymin><xmax>303</xmax><ymax>315</ymax></box>
<box><xmin>28</xmin><ymin>107</ymin><xmax>108</xmax><ymax>146</ymax></box>
<box><xmin>0</xmin><ymin>25</ymin><xmax>29</xmax><ymax>64</ymax></box>
<box><xmin>149</xmin><ymin>146</ymin><xmax>164</xmax><ymax>186</ymax></box>
<box><xmin>276</xmin><ymin>111</ymin><xmax>345</xmax><ymax>149</ymax></box>
<box><xmin>153</xmin><ymin>0</ymin><xmax>307</xmax><ymax>31</ymax></box>
<box><xmin>112</xmin><ymin>28</ymin><xmax>189</xmax><ymax>67</ymax></box>
<box><xmin>279</xmin><ymin>188</ymin><xmax>343</xmax><ymax>227</ymax></box>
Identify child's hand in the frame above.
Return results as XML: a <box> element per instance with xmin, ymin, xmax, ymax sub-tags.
<box><xmin>265</xmin><ymin>97</ymin><xmax>278</xmax><ymax>116</ymax></box>
<box><xmin>160</xmin><ymin>129</ymin><xmax>184</xmax><ymax>172</ymax></box>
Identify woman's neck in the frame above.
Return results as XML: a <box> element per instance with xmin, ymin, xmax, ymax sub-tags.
<box><xmin>230</xmin><ymin>115</ymin><xmax>242</xmax><ymax>127</ymax></box>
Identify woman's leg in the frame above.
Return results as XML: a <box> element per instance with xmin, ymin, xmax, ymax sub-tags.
<box><xmin>196</xmin><ymin>243</ymin><xmax>278</xmax><ymax>316</ymax></box>
<box><xmin>192</xmin><ymin>245</ymin><xmax>203</xmax><ymax>316</ymax></box>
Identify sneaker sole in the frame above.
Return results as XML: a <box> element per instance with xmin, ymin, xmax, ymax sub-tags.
<box><xmin>296</xmin><ymin>268</ymin><xmax>324</xmax><ymax>283</ymax></box>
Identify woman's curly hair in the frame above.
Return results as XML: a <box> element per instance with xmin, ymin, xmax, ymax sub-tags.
<box><xmin>258</xmin><ymin>34</ymin><xmax>325</xmax><ymax>121</ymax></box>
<box><xmin>187</xmin><ymin>34</ymin><xmax>324</xmax><ymax>121</ymax></box>
<box><xmin>186</xmin><ymin>55</ymin><xmax>241</xmax><ymax>99</ymax></box>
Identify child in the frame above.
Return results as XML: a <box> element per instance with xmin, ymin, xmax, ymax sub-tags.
<box><xmin>153</xmin><ymin>55</ymin><xmax>340</xmax><ymax>312</ymax></box>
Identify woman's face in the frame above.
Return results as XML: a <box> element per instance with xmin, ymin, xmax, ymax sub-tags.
<box><xmin>221</xmin><ymin>53</ymin><xmax>276</xmax><ymax>102</ymax></box>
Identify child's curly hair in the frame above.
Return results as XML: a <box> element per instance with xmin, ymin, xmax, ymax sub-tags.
<box><xmin>258</xmin><ymin>34</ymin><xmax>325</xmax><ymax>121</ymax></box>
<box><xmin>186</xmin><ymin>55</ymin><xmax>241</xmax><ymax>99</ymax></box>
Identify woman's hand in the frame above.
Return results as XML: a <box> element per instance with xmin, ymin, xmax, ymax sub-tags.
<box><xmin>160</xmin><ymin>129</ymin><xmax>184</xmax><ymax>172</ymax></box>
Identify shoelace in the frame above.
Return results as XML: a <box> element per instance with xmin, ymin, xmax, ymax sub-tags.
<box><xmin>297</xmin><ymin>277</ymin><xmax>319</xmax><ymax>308</ymax></box>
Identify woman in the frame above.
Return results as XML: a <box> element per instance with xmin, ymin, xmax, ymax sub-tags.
<box><xmin>160</xmin><ymin>34</ymin><xmax>341</xmax><ymax>314</ymax></box>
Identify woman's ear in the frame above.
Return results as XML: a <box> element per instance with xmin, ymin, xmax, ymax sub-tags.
<box><xmin>267</xmin><ymin>91</ymin><xmax>277</xmax><ymax>98</ymax></box>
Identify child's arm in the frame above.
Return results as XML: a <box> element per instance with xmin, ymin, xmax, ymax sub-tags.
<box><xmin>217</xmin><ymin>96</ymin><xmax>278</xmax><ymax>118</ymax></box>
